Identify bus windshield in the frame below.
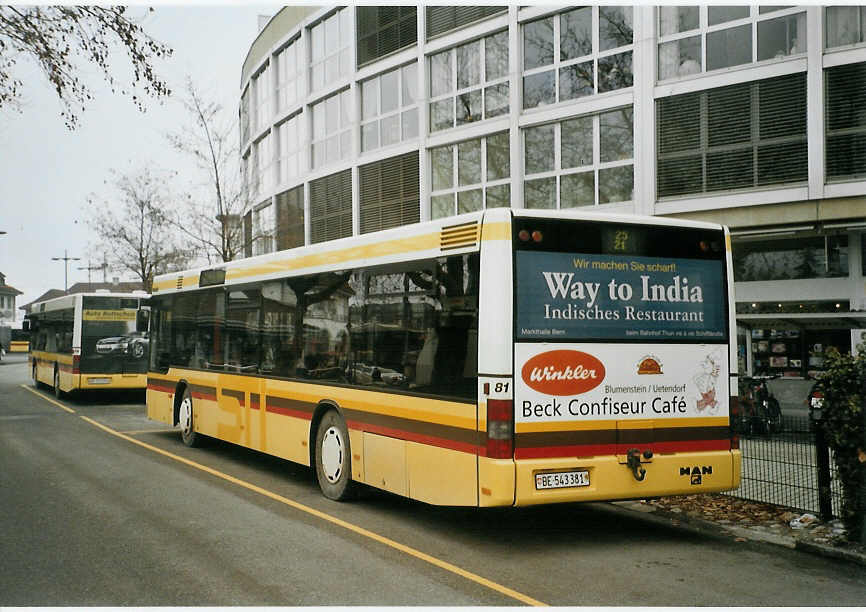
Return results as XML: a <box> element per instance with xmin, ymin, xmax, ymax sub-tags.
<box><xmin>514</xmin><ymin>218</ymin><xmax>728</xmax><ymax>343</ymax></box>
<box><xmin>81</xmin><ymin>296</ymin><xmax>148</xmax><ymax>374</ymax></box>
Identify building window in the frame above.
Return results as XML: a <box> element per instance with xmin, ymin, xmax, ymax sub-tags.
<box><xmin>361</xmin><ymin>63</ymin><xmax>418</xmax><ymax>153</ymax></box>
<box><xmin>359</xmin><ymin>151</ymin><xmax>420</xmax><ymax>234</ymax></box>
<box><xmin>523</xmin><ymin>107</ymin><xmax>633</xmax><ymax>209</ymax></box>
<box><xmin>733</xmin><ymin>235</ymin><xmax>849</xmax><ymax>281</ymax></box>
<box><xmin>275</xmin><ymin>38</ymin><xmax>301</xmax><ymax>113</ymax></box>
<box><xmin>825</xmin><ymin>6</ymin><xmax>866</xmax><ymax>49</ymax></box>
<box><xmin>825</xmin><ymin>62</ymin><xmax>866</xmax><ymax>182</ymax></box>
<box><xmin>276</xmin><ymin>186</ymin><xmax>304</xmax><ymax>251</ymax></box>
<box><xmin>657</xmin><ymin>73</ymin><xmax>807</xmax><ymax>198</ymax></box>
<box><xmin>243</xmin><ymin>150</ymin><xmax>260</xmax><ymax>203</ymax></box>
<box><xmin>426</xmin><ymin>6</ymin><xmax>506</xmax><ymax>40</ymax></box>
<box><xmin>252</xmin><ymin>63</ymin><xmax>271</xmax><ymax>135</ymax></box>
<box><xmin>523</xmin><ymin>7</ymin><xmax>633</xmax><ymax>111</ymax></box>
<box><xmin>243</xmin><ymin>211</ymin><xmax>253</xmax><ymax>258</ymax></box>
<box><xmin>310</xmin><ymin>169</ymin><xmax>352</xmax><ymax>244</ymax></box>
<box><xmin>240</xmin><ymin>87</ymin><xmax>250</xmax><ymax>145</ymax></box>
<box><xmin>429</xmin><ymin>30</ymin><xmax>509</xmax><ymax>132</ymax></box>
<box><xmin>430</xmin><ymin>132</ymin><xmax>510</xmax><ymax>218</ymax></box>
<box><xmin>255</xmin><ymin>132</ymin><xmax>273</xmax><ymax>197</ymax></box>
<box><xmin>658</xmin><ymin>6</ymin><xmax>806</xmax><ymax>81</ymax></box>
<box><xmin>277</xmin><ymin>113</ymin><xmax>302</xmax><ymax>185</ymax></box>
<box><xmin>310</xmin><ymin>8</ymin><xmax>352</xmax><ymax>94</ymax></box>
<box><xmin>312</xmin><ymin>89</ymin><xmax>352</xmax><ymax>169</ymax></box>
<box><xmin>253</xmin><ymin>201</ymin><xmax>275</xmax><ymax>256</ymax></box>
<box><xmin>357</xmin><ymin>6</ymin><xmax>417</xmax><ymax>67</ymax></box>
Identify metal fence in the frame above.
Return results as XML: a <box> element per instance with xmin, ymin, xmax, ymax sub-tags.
<box><xmin>722</xmin><ymin>414</ymin><xmax>844</xmax><ymax>518</ymax></box>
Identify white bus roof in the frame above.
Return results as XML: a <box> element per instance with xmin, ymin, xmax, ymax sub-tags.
<box><xmin>152</xmin><ymin>209</ymin><xmax>726</xmax><ymax>296</ymax></box>
<box><xmin>27</xmin><ymin>292</ymin><xmax>150</xmax><ymax>314</ymax></box>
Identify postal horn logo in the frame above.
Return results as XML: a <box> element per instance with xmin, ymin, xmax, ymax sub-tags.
<box><xmin>637</xmin><ymin>354</ymin><xmax>663</xmax><ymax>375</ymax></box>
<box><xmin>521</xmin><ymin>350</ymin><xmax>606</xmax><ymax>396</ymax></box>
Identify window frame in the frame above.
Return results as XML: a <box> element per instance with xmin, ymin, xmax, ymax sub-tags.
<box><xmin>309</xmin><ymin>8</ymin><xmax>353</xmax><ymax>95</ymax></box>
<box><xmin>428</xmin><ymin>29</ymin><xmax>510</xmax><ymax>133</ymax></box>
<box><xmin>277</xmin><ymin>112</ymin><xmax>303</xmax><ymax>186</ymax></box>
<box><xmin>275</xmin><ymin>36</ymin><xmax>302</xmax><ymax>114</ymax></box>
<box><xmin>656</xmin><ymin>5</ymin><xmax>807</xmax><ymax>82</ymax></box>
<box><xmin>522</xmin><ymin>7</ymin><xmax>634</xmax><ymax>111</ymax></box>
<box><xmin>430</xmin><ymin>131</ymin><xmax>511</xmax><ymax>218</ymax></box>
<box><xmin>522</xmin><ymin>106</ymin><xmax>635</xmax><ymax>209</ymax></box>
<box><xmin>311</xmin><ymin>88</ymin><xmax>353</xmax><ymax>170</ymax></box>
<box><xmin>360</xmin><ymin>62</ymin><xmax>419</xmax><ymax>153</ymax></box>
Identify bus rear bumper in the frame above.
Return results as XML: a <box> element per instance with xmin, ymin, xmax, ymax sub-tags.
<box><xmin>513</xmin><ymin>449</ymin><xmax>741</xmax><ymax>506</ymax></box>
<box><xmin>79</xmin><ymin>373</ymin><xmax>148</xmax><ymax>390</ymax></box>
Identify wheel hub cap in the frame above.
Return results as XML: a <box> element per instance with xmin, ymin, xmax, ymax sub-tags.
<box><xmin>179</xmin><ymin>398</ymin><xmax>192</xmax><ymax>435</ymax></box>
<box><xmin>321</xmin><ymin>427</ymin><xmax>344</xmax><ymax>483</ymax></box>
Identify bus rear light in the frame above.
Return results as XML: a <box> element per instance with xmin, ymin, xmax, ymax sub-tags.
<box><xmin>518</xmin><ymin>229</ymin><xmax>530</xmax><ymax>242</ymax></box>
<box><xmin>72</xmin><ymin>355</ymin><xmax>80</xmax><ymax>376</ymax></box>
<box><xmin>486</xmin><ymin>399</ymin><xmax>513</xmax><ymax>459</ymax></box>
<box><xmin>729</xmin><ymin>394</ymin><xmax>740</xmax><ymax>450</ymax></box>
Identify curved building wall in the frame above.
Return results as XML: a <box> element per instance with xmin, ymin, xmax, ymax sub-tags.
<box><xmin>237</xmin><ymin>5</ymin><xmax>866</xmax><ymax>382</ymax></box>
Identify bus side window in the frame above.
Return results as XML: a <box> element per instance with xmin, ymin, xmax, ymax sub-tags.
<box><xmin>262</xmin><ymin>282</ymin><xmax>296</xmax><ymax>379</ymax></box>
<box><xmin>226</xmin><ymin>289</ymin><xmax>261</xmax><ymax>372</ymax></box>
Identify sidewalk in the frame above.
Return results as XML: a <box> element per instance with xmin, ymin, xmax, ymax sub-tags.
<box><xmin>612</xmin><ymin>494</ymin><xmax>866</xmax><ymax>567</ymax></box>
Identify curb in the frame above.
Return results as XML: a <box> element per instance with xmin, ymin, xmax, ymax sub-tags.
<box><xmin>795</xmin><ymin>539</ymin><xmax>866</xmax><ymax>566</ymax></box>
<box><xmin>610</xmin><ymin>501</ymin><xmax>866</xmax><ymax>567</ymax></box>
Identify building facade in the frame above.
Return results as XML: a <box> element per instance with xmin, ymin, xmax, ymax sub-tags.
<box><xmin>238</xmin><ymin>5</ymin><xmax>866</xmax><ymax>401</ymax></box>
<box><xmin>0</xmin><ymin>272</ymin><xmax>23</xmax><ymax>325</ymax></box>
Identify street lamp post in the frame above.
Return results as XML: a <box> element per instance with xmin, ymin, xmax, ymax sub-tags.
<box><xmin>78</xmin><ymin>260</ymin><xmax>107</xmax><ymax>291</ymax></box>
<box><xmin>52</xmin><ymin>250</ymin><xmax>81</xmax><ymax>292</ymax></box>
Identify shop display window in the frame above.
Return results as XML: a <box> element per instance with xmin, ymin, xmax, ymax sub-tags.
<box><xmin>749</xmin><ymin>328</ymin><xmax>851</xmax><ymax>378</ymax></box>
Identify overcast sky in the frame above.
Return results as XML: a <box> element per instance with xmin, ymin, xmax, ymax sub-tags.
<box><xmin>0</xmin><ymin>4</ymin><xmax>275</xmax><ymax>317</ymax></box>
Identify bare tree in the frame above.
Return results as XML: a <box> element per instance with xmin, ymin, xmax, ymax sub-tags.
<box><xmin>0</xmin><ymin>6</ymin><xmax>172</xmax><ymax>129</ymax></box>
<box><xmin>88</xmin><ymin>167</ymin><xmax>191</xmax><ymax>292</ymax></box>
<box><xmin>166</xmin><ymin>76</ymin><xmax>245</xmax><ymax>264</ymax></box>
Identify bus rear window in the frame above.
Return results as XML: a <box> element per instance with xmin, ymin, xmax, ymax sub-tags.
<box><xmin>514</xmin><ymin>219</ymin><xmax>728</xmax><ymax>342</ymax></box>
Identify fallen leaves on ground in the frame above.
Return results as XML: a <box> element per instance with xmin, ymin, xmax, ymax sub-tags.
<box><xmin>644</xmin><ymin>494</ymin><xmax>795</xmax><ymax>527</ymax></box>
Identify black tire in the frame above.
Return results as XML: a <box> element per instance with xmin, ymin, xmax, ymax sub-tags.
<box><xmin>131</xmin><ymin>341</ymin><xmax>145</xmax><ymax>360</ymax></box>
<box><xmin>32</xmin><ymin>362</ymin><xmax>40</xmax><ymax>388</ymax></box>
<box><xmin>177</xmin><ymin>387</ymin><xmax>201</xmax><ymax>447</ymax></box>
<box><xmin>53</xmin><ymin>367</ymin><xmax>63</xmax><ymax>399</ymax></box>
<box><xmin>314</xmin><ymin>410</ymin><xmax>355</xmax><ymax>501</ymax></box>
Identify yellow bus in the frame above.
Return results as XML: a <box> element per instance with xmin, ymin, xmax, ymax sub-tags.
<box><xmin>146</xmin><ymin>209</ymin><xmax>741</xmax><ymax>506</ymax></box>
<box><xmin>26</xmin><ymin>292</ymin><xmax>150</xmax><ymax>397</ymax></box>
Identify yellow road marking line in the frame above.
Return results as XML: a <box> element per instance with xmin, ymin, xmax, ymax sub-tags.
<box><xmin>118</xmin><ymin>428</ymin><xmax>175</xmax><ymax>435</ymax></box>
<box><xmin>20</xmin><ymin>384</ymin><xmax>76</xmax><ymax>414</ymax></box>
<box><xmin>79</xmin><ymin>415</ymin><xmax>546</xmax><ymax>606</ymax></box>
<box><xmin>43</xmin><ymin>405</ymin><xmax>546</xmax><ymax>606</ymax></box>
<box><xmin>20</xmin><ymin>382</ymin><xmax>545</xmax><ymax>604</ymax></box>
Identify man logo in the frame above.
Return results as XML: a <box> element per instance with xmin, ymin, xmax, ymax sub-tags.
<box><xmin>680</xmin><ymin>465</ymin><xmax>712</xmax><ymax>485</ymax></box>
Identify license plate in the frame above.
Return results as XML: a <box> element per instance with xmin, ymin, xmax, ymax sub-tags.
<box><xmin>535</xmin><ymin>470</ymin><xmax>590</xmax><ymax>490</ymax></box>
<box><xmin>88</xmin><ymin>377</ymin><xmax>111</xmax><ymax>384</ymax></box>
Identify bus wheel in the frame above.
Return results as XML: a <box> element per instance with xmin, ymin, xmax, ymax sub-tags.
<box><xmin>32</xmin><ymin>363</ymin><xmax>39</xmax><ymax>388</ymax></box>
<box><xmin>178</xmin><ymin>388</ymin><xmax>201</xmax><ymax>447</ymax></box>
<box><xmin>53</xmin><ymin>368</ymin><xmax>63</xmax><ymax>399</ymax></box>
<box><xmin>314</xmin><ymin>410</ymin><xmax>355</xmax><ymax>501</ymax></box>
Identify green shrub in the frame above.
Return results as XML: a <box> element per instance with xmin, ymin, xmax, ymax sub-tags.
<box><xmin>815</xmin><ymin>346</ymin><xmax>866</xmax><ymax>542</ymax></box>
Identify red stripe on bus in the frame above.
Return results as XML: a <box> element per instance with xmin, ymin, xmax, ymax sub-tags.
<box><xmin>514</xmin><ymin>438</ymin><xmax>730</xmax><ymax>459</ymax></box>
<box><xmin>191</xmin><ymin>392</ymin><xmax>217</xmax><ymax>402</ymax></box>
<box><xmin>266</xmin><ymin>403</ymin><xmax>313</xmax><ymax>420</ymax></box>
<box><xmin>148</xmin><ymin>384</ymin><xmax>174</xmax><ymax>394</ymax></box>
<box><xmin>346</xmin><ymin>419</ymin><xmax>481</xmax><ymax>455</ymax></box>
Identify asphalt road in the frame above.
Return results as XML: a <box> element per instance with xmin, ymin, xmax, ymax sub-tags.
<box><xmin>2</xmin><ymin>352</ymin><xmax>865</xmax><ymax>606</ymax></box>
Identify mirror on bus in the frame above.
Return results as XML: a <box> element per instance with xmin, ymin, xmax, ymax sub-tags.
<box><xmin>22</xmin><ymin>320</ymin><xmax>30</xmax><ymax>332</ymax></box>
<box><xmin>136</xmin><ymin>309</ymin><xmax>150</xmax><ymax>333</ymax></box>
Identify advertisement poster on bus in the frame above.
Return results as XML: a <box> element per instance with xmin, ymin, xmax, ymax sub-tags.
<box><xmin>515</xmin><ymin>251</ymin><xmax>726</xmax><ymax>341</ymax></box>
<box><xmin>514</xmin><ymin>342</ymin><xmax>729</xmax><ymax>424</ymax></box>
